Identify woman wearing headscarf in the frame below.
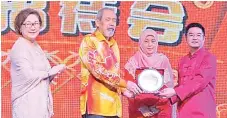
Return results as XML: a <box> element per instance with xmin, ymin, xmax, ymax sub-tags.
<box><xmin>124</xmin><ymin>29</ymin><xmax>175</xmax><ymax>118</ymax></box>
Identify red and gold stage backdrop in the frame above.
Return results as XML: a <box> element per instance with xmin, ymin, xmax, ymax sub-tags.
<box><xmin>1</xmin><ymin>1</ymin><xmax>227</xmax><ymax>118</ymax></box>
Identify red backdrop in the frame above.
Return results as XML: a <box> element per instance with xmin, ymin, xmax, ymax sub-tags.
<box><xmin>1</xmin><ymin>1</ymin><xmax>227</xmax><ymax>118</ymax></box>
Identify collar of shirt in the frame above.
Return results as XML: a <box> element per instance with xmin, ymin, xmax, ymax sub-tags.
<box><xmin>188</xmin><ymin>47</ymin><xmax>205</xmax><ymax>59</ymax></box>
<box><xmin>93</xmin><ymin>30</ymin><xmax>116</xmax><ymax>47</ymax></box>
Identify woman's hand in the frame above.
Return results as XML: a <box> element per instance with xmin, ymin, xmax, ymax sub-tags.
<box><xmin>48</xmin><ymin>64</ymin><xmax>66</xmax><ymax>81</ymax></box>
<box><xmin>138</xmin><ymin>105</ymin><xmax>154</xmax><ymax>117</ymax></box>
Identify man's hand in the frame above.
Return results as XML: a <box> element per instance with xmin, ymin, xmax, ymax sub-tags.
<box><xmin>126</xmin><ymin>81</ymin><xmax>142</xmax><ymax>95</ymax></box>
<box><xmin>157</xmin><ymin>88</ymin><xmax>176</xmax><ymax>98</ymax></box>
<box><xmin>123</xmin><ymin>89</ymin><xmax>134</xmax><ymax>98</ymax></box>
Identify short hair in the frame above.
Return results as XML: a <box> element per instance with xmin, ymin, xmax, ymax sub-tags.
<box><xmin>14</xmin><ymin>8</ymin><xmax>42</xmax><ymax>35</ymax></box>
<box><xmin>185</xmin><ymin>23</ymin><xmax>205</xmax><ymax>36</ymax></box>
<box><xmin>96</xmin><ymin>7</ymin><xmax>115</xmax><ymax>21</ymax></box>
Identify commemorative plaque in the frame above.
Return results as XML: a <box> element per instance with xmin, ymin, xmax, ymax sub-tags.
<box><xmin>136</xmin><ymin>68</ymin><xmax>164</xmax><ymax>93</ymax></box>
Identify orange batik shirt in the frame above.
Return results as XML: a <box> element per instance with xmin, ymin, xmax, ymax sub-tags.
<box><xmin>79</xmin><ymin>30</ymin><xmax>127</xmax><ymax>117</ymax></box>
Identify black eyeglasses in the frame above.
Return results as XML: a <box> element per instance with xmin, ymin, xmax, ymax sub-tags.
<box><xmin>22</xmin><ymin>22</ymin><xmax>40</xmax><ymax>28</ymax></box>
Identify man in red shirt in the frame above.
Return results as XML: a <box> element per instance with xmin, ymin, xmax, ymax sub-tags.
<box><xmin>158</xmin><ymin>23</ymin><xmax>217</xmax><ymax>118</ymax></box>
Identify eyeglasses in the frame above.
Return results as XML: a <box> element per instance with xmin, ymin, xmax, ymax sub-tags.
<box><xmin>22</xmin><ymin>22</ymin><xmax>40</xmax><ymax>28</ymax></box>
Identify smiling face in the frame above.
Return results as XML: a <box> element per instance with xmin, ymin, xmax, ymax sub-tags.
<box><xmin>140</xmin><ymin>35</ymin><xmax>158</xmax><ymax>56</ymax></box>
<box><xmin>20</xmin><ymin>14</ymin><xmax>41</xmax><ymax>41</ymax></box>
<box><xmin>186</xmin><ymin>27</ymin><xmax>205</xmax><ymax>50</ymax></box>
<box><xmin>95</xmin><ymin>9</ymin><xmax>117</xmax><ymax>39</ymax></box>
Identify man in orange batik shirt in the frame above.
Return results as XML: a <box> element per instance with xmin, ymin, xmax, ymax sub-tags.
<box><xmin>79</xmin><ymin>7</ymin><xmax>141</xmax><ymax>118</ymax></box>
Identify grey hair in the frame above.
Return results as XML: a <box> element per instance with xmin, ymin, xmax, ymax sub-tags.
<box><xmin>96</xmin><ymin>7</ymin><xmax>115</xmax><ymax>20</ymax></box>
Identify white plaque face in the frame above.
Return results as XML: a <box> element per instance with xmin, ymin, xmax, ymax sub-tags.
<box><xmin>137</xmin><ymin>69</ymin><xmax>164</xmax><ymax>93</ymax></box>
